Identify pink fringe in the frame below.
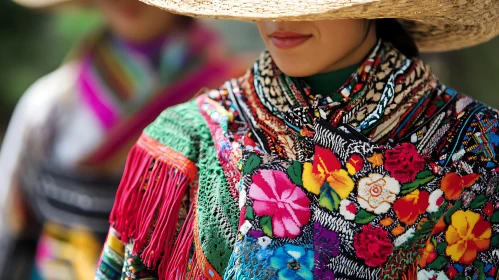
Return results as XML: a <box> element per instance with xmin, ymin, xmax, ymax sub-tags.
<box><xmin>110</xmin><ymin>143</ymin><xmax>196</xmax><ymax>278</ymax></box>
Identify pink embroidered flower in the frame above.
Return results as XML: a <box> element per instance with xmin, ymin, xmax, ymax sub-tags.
<box><xmin>353</xmin><ymin>225</ymin><xmax>394</xmax><ymax>267</ymax></box>
<box><xmin>249</xmin><ymin>169</ymin><xmax>311</xmax><ymax>239</ymax></box>
<box><xmin>384</xmin><ymin>143</ymin><xmax>427</xmax><ymax>183</ymax></box>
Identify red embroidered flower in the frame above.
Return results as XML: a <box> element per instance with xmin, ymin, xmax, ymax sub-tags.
<box><xmin>440</xmin><ymin>173</ymin><xmax>480</xmax><ymax>200</ymax></box>
<box><xmin>384</xmin><ymin>143</ymin><xmax>427</xmax><ymax>183</ymax></box>
<box><xmin>483</xmin><ymin>202</ymin><xmax>494</xmax><ymax>217</ymax></box>
<box><xmin>353</xmin><ymin>224</ymin><xmax>394</xmax><ymax>267</ymax></box>
<box><xmin>447</xmin><ymin>265</ymin><xmax>458</xmax><ymax>278</ymax></box>
<box><xmin>393</xmin><ymin>190</ymin><xmax>430</xmax><ymax>225</ymax></box>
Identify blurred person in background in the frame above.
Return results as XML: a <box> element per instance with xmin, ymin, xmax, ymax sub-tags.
<box><xmin>0</xmin><ymin>0</ymin><xmax>245</xmax><ymax>279</ymax></box>
<box><xmin>95</xmin><ymin>0</ymin><xmax>499</xmax><ymax>280</ymax></box>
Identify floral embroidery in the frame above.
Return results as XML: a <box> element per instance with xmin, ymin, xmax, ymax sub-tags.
<box><xmin>427</xmin><ymin>189</ymin><xmax>445</xmax><ymax>213</ymax></box>
<box><xmin>445</xmin><ymin>210</ymin><xmax>492</xmax><ymax>264</ymax></box>
<box><xmin>346</xmin><ymin>154</ymin><xmax>364</xmax><ymax>175</ymax></box>
<box><xmin>249</xmin><ymin>169</ymin><xmax>311</xmax><ymax>239</ymax></box>
<box><xmin>440</xmin><ymin>173</ymin><xmax>480</xmax><ymax>200</ymax></box>
<box><xmin>393</xmin><ymin>189</ymin><xmax>430</xmax><ymax>225</ymax></box>
<box><xmin>384</xmin><ymin>143</ymin><xmax>427</xmax><ymax>183</ymax></box>
<box><xmin>269</xmin><ymin>244</ymin><xmax>314</xmax><ymax>279</ymax></box>
<box><xmin>357</xmin><ymin>173</ymin><xmax>400</xmax><ymax>214</ymax></box>
<box><xmin>366</xmin><ymin>152</ymin><xmax>383</xmax><ymax>168</ymax></box>
<box><xmin>303</xmin><ymin>146</ymin><xmax>354</xmax><ymax>198</ymax></box>
<box><xmin>339</xmin><ymin>199</ymin><xmax>356</xmax><ymax>220</ymax></box>
<box><xmin>418</xmin><ymin>241</ymin><xmax>437</xmax><ymax>267</ymax></box>
<box><xmin>353</xmin><ymin>224</ymin><xmax>394</xmax><ymax>267</ymax></box>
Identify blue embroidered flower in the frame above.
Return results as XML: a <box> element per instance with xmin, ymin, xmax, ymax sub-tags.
<box><xmin>270</xmin><ymin>244</ymin><xmax>313</xmax><ymax>279</ymax></box>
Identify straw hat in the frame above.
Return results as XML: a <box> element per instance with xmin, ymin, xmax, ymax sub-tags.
<box><xmin>137</xmin><ymin>0</ymin><xmax>499</xmax><ymax>52</ymax></box>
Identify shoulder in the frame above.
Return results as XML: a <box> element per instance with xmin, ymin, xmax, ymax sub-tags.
<box><xmin>143</xmin><ymin>96</ymin><xmax>212</xmax><ymax>162</ymax></box>
<box><xmin>16</xmin><ymin>62</ymin><xmax>79</xmax><ymax>125</ymax></box>
<box><xmin>428</xmin><ymin>86</ymin><xmax>499</xmax><ymax>170</ymax></box>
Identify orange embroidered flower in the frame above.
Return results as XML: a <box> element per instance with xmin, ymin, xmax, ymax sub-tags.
<box><xmin>367</xmin><ymin>152</ymin><xmax>383</xmax><ymax>168</ymax></box>
<box><xmin>391</xmin><ymin>224</ymin><xmax>405</xmax><ymax>236</ymax></box>
<box><xmin>418</xmin><ymin>241</ymin><xmax>437</xmax><ymax>267</ymax></box>
<box><xmin>380</xmin><ymin>217</ymin><xmax>394</xmax><ymax>227</ymax></box>
<box><xmin>440</xmin><ymin>173</ymin><xmax>480</xmax><ymax>200</ymax></box>
<box><xmin>445</xmin><ymin>210</ymin><xmax>492</xmax><ymax>264</ymax></box>
<box><xmin>393</xmin><ymin>190</ymin><xmax>430</xmax><ymax>225</ymax></box>
<box><xmin>303</xmin><ymin>146</ymin><xmax>354</xmax><ymax>198</ymax></box>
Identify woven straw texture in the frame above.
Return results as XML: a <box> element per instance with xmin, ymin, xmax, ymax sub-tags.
<box><xmin>138</xmin><ymin>0</ymin><xmax>499</xmax><ymax>52</ymax></box>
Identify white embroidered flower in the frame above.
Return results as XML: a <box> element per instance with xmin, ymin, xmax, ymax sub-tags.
<box><xmin>427</xmin><ymin>189</ymin><xmax>444</xmax><ymax>213</ymax></box>
<box><xmin>257</xmin><ymin>236</ymin><xmax>272</xmax><ymax>249</ymax></box>
<box><xmin>239</xmin><ymin>220</ymin><xmax>252</xmax><ymax>235</ymax></box>
<box><xmin>339</xmin><ymin>200</ymin><xmax>356</xmax><ymax>220</ymax></box>
<box><xmin>393</xmin><ymin>228</ymin><xmax>415</xmax><ymax>247</ymax></box>
<box><xmin>417</xmin><ymin>269</ymin><xmax>449</xmax><ymax>280</ymax></box>
<box><xmin>357</xmin><ymin>173</ymin><xmax>400</xmax><ymax>214</ymax></box>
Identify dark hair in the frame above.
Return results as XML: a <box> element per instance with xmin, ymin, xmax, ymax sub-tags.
<box><xmin>376</xmin><ymin>18</ymin><xmax>419</xmax><ymax>58</ymax></box>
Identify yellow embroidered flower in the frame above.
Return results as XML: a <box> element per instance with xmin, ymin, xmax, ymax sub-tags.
<box><xmin>302</xmin><ymin>146</ymin><xmax>354</xmax><ymax>198</ymax></box>
<box><xmin>445</xmin><ymin>210</ymin><xmax>492</xmax><ymax>264</ymax></box>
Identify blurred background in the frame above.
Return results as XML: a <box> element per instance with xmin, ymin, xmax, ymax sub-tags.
<box><xmin>1</xmin><ymin>1</ymin><xmax>499</xmax><ymax>142</ymax></box>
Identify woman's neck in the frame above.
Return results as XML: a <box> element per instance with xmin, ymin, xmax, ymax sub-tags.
<box><xmin>303</xmin><ymin>63</ymin><xmax>359</xmax><ymax>97</ymax></box>
<box><xmin>320</xmin><ymin>22</ymin><xmax>377</xmax><ymax>73</ymax></box>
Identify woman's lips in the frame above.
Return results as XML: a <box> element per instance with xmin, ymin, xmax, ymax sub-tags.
<box><xmin>270</xmin><ymin>31</ymin><xmax>312</xmax><ymax>49</ymax></box>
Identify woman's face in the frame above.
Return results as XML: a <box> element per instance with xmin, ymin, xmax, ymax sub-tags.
<box><xmin>256</xmin><ymin>19</ymin><xmax>377</xmax><ymax>77</ymax></box>
<box><xmin>93</xmin><ymin>0</ymin><xmax>179</xmax><ymax>43</ymax></box>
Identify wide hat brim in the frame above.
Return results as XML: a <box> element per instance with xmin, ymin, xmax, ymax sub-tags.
<box><xmin>138</xmin><ymin>0</ymin><xmax>499</xmax><ymax>52</ymax></box>
<box><xmin>13</xmin><ymin>0</ymin><xmax>82</xmax><ymax>8</ymax></box>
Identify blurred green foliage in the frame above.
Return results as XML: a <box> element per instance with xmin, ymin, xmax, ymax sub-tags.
<box><xmin>0</xmin><ymin>2</ymin><xmax>102</xmax><ymax>128</ymax></box>
<box><xmin>0</xmin><ymin>2</ymin><xmax>498</xmax><ymax>131</ymax></box>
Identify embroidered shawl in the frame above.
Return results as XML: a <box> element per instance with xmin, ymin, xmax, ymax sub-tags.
<box><xmin>96</xmin><ymin>41</ymin><xmax>499</xmax><ymax>280</ymax></box>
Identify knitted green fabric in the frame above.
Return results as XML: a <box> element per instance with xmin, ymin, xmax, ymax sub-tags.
<box><xmin>144</xmin><ymin>99</ymin><xmax>239</xmax><ymax>274</ymax></box>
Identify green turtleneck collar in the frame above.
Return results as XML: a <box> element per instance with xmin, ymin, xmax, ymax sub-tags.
<box><xmin>302</xmin><ymin>63</ymin><xmax>360</xmax><ymax>97</ymax></box>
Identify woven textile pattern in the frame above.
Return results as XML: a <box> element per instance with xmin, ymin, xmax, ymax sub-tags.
<box><xmin>96</xmin><ymin>41</ymin><xmax>499</xmax><ymax>280</ymax></box>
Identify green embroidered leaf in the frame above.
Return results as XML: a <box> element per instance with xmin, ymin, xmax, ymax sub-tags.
<box><xmin>436</xmin><ymin>242</ymin><xmax>447</xmax><ymax>254</ymax></box>
<box><xmin>243</xmin><ymin>154</ymin><xmax>261</xmax><ymax>174</ymax></box>
<box><xmin>260</xmin><ymin>216</ymin><xmax>273</xmax><ymax>237</ymax></box>
<box><xmin>444</xmin><ymin>201</ymin><xmax>462</xmax><ymax>225</ymax></box>
<box><xmin>431</xmin><ymin>237</ymin><xmax>437</xmax><ymax>248</ymax></box>
<box><xmin>427</xmin><ymin>256</ymin><xmax>448</xmax><ymax>270</ymax></box>
<box><xmin>355</xmin><ymin>209</ymin><xmax>376</xmax><ymax>224</ymax></box>
<box><xmin>287</xmin><ymin>161</ymin><xmax>303</xmax><ymax>186</ymax></box>
<box><xmin>319</xmin><ymin>183</ymin><xmax>341</xmax><ymax>211</ymax></box>
<box><xmin>454</xmin><ymin>276</ymin><xmax>466</xmax><ymax>280</ymax></box>
<box><xmin>245</xmin><ymin>206</ymin><xmax>255</xmax><ymax>220</ymax></box>
<box><xmin>400</xmin><ymin>175</ymin><xmax>435</xmax><ymax>196</ymax></box>
<box><xmin>491</xmin><ymin>234</ymin><xmax>499</xmax><ymax>247</ymax></box>
<box><xmin>416</xmin><ymin>170</ymin><xmax>434</xmax><ymax>180</ymax></box>
<box><xmin>470</xmin><ymin>194</ymin><xmax>488</xmax><ymax>209</ymax></box>
<box><xmin>491</xmin><ymin>211</ymin><xmax>499</xmax><ymax>224</ymax></box>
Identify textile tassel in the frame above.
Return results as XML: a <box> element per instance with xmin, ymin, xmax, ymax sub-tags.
<box><xmin>159</xmin><ymin>200</ymin><xmax>198</xmax><ymax>279</ymax></box>
<box><xmin>109</xmin><ymin>140</ymin><xmax>194</xmax><ymax>275</ymax></box>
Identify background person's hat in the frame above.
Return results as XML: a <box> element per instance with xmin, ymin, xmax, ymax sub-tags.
<box><xmin>137</xmin><ymin>0</ymin><xmax>499</xmax><ymax>52</ymax></box>
<box><xmin>13</xmin><ymin>0</ymin><xmax>84</xmax><ymax>8</ymax></box>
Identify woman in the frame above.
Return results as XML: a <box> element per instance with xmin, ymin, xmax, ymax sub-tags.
<box><xmin>97</xmin><ymin>1</ymin><xmax>499</xmax><ymax>279</ymax></box>
<box><xmin>0</xmin><ymin>0</ymin><xmax>242</xmax><ymax>279</ymax></box>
